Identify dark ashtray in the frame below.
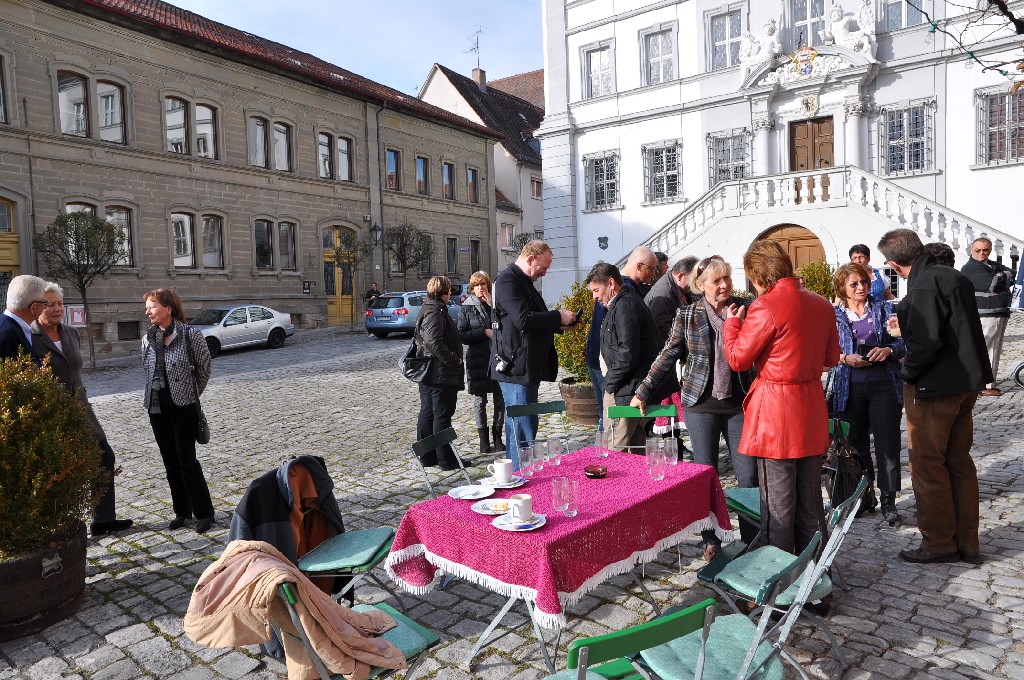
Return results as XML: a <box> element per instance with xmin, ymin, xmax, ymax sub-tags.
<box><xmin>584</xmin><ymin>465</ymin><xmax>608</xmax><ymax>479</ymax></box>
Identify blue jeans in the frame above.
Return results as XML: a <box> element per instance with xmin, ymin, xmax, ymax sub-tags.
<box><xmin>498</xmin><ymin>381</ymin><xmax>539</xmax><ymax>470</ymax></box>
<box><xmin>588</xmin><ymin>365</ymin><xmax>606</xmax><ymax>432</ymax></box>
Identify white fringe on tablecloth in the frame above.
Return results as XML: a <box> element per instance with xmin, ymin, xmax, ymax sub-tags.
<box><xmin>384</xmin><ymin>511</ymin><xmax>731</xmax><ymax>630</ymax></box>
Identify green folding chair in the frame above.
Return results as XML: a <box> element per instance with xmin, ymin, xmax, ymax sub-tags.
<box><xmin>409</xmin><ymin>427</ymin><xmax>471</xmax><ymax>498</ymax></box>
<box><xmin>298</xmin><ymin>526</ymin><xmax>405</xmax><ymax>611</ymax></box>
<box><xmin>275</xmin><ymin>583</ymin><xmax>439</xmax><ymax>679</ymax></box>
<box><xmin>505</xmin><ymin>399</ymin><xmax>570</xmax><ymax>453</ymax></box>
<box><xmin>541</xmin><ymin>598</ymin><xmax>716</xmax><ymax>680</ymax></box>
<box><xmin>698</xmin><ymin>477</ymin><xmax>868</xmax><ymax>676</ymax></box>
<box><xmin>605</xmin><ymin>404</ymin><xmax>677</xmax><ymax>455</ymax></box>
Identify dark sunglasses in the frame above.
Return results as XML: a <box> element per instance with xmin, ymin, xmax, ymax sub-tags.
<box><xmin>849</xmin><ymin>279</ymin><xmax>872</xmax><ymax>288</ymax></box>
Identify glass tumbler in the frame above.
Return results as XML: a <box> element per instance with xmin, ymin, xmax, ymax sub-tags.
<box><xmin>646</xmin><ymin>438</ymin><xmax>666</xmax><ymax>481</ymax></box>
<box><xmin>663</xmin><ymin>436</ymin><xmax>679</xmax><ymax>466</ymax></box>
<box><xmin>551</xmin><ymin>476</ymin><xmax>569</xmax><ymax>513</ymax></box>
<box><xmin>519</xmin><ymin>444</ymin><xmax>534</xmax><ymax>478</ymax></box>
<box><xmin>549</xmin><ymin>438</ymin><xmax>566</xmax><ymax>466</ymax></box>
<box><xmin>595</xmin><ymin>431</ymin><xmax>609</xmax><ymax>458</ymax></box>
<box><xmin>561</xmin><ymin>478</ymin><xmax>579</xmax><ymax>517</ymax></box>
<box><xmin>533</xmin><ymin>439</ymin><xmax>547</xmax><ymax>471</ymax></box>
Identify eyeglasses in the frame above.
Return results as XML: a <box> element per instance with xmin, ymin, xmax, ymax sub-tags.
<box><xmin>849</xmin><ymin>279</ymin><xmax>872</xmax><ymax>288</ymax></box>
<box><xmin>31</xmin><ymin>299</ymin><xmax>47</xmax><ymax>307</ymax></box>
<box><xmin>694</xmin><ymin>255</ymin><xmax>724</xmax><ymax>281</ymax></box>
<box><xmin>45</xmin><ymin>301</ymin><xmax>65</xmax><ymax>309</ymax></box>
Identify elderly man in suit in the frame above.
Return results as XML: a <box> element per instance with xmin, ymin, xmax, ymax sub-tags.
<box><xmin>32</xmin><ymin>281</ymin><xmax>134</xmax><ymax>536</ymax></box>
<box><xmin>1</xmin><ymin>274</ymin><xmax>48</xmax><ymax>361</ymax></box>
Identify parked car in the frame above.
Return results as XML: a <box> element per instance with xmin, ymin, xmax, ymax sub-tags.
<box><xmin>190</xmin><ymin>305</ymin><xmax>295</xmax><ymax>357</ymax></box>
<box><xmin>450</xmin><ymin>281</ymin><xmax>472</xmax><ymax>304</ymax></box>
<box><xmin>365</xmin><ymin>291</ymin><xmax>460</xmax><ymax>338</ymax></box>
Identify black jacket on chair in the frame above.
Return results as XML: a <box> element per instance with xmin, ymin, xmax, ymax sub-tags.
<box><xmin>898</xmin><ymin>253</ymin><xmax>992</xmax><ymax>397</ymax></box>
<box><xmin>416</xmin><ymin>297</ymin><xmax>465</xmax><ymax>389</ymax></box>
<box><xmin>458</xmin><ymin>295</ymin><xmax>497</xmax><ymax>396</ymax></box>
<box><xmin>601</xmin><ymin>286</ymin><xmax>660</xmax><ymax>402</ymax></box>
<box><xmin>490</xmin><ymin>263</ymin><xmax>561</xmax><ymax>385</ymax></box>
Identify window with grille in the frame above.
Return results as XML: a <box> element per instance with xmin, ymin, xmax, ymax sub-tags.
<box><xmin>642</xmin><ymin>141</ymin><xmax>682</xmax><ymax>202</ymax></box>
<box><xmin>584</xmin><ymin>152</ymin><xmax>620</xmax><ymax>210</ymax></box>
<box><xmin>884</xmin><ymin>1</ymin><xmax>924</xmax><ymax>31</ymax></box>
<box><xmin>583</xmin><ymin>44</ymin><xmax>614</xmax><ymax>98</ymax></box>
<box><xmin>979</xmin><ymin>91</ymin><xmax>1024</xmax><ymax>165</ymax></box>
<box><xmin>710</xmin><ymin>11</ymin><xmax>742</xmax><ymax>70</ymax></box>
<box><xmin>791</xmin><ymin>0</ymin><xmax>826</xmax><ymax>48</ymax></box>
<box><xmin>880</xmin><ymin>101</ymin><xmax>933</xmax><ymax>175</ymax></box>
<box><xmin>707</xmin><ymin>130</ymin><xmax>751</xmax><ymax>186</ymax></box>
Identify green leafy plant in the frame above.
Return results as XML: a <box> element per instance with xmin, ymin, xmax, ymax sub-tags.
<box><xmin>0</xmin><ymin>355</ymin><xmax>106</xmax><ymax>558</ymax></box>
<box><xmin>730</xmin><ymin>289</ymin><xmax>754</xmax><ymax>299</ymax></box>
<box><xmin>797</xmin><ymin>260</ymin><xmax>836</xmax><ymax>300</ymax></box>
<box><xmin>554</xmin><ymin>281</ymin><xmax>595</xmax><ymax>383</ymax></box>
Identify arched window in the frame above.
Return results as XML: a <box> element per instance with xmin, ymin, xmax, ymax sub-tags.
<box><xmin>0</xmin><ymin>199</ymin><xmax>13</xmax><ymax>233</ymax></box>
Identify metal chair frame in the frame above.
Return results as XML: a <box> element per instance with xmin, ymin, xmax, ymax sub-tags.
<box><xmin>409</xmin><ymin>426</ymin><xmax>471</xmax><ymax>498</ymax></box>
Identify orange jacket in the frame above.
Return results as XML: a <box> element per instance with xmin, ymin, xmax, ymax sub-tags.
<box><xmin>723</xmin><ymin>277</ymin><xmax>840</xmax><ymax>459</ymax></box>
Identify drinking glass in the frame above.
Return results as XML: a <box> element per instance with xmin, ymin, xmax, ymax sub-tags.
<box><xmin>647</xmin><ymin>439</ymin><xmax>666</xmax><ymax>481</ymax></box>
<box><xmin>663</xmin><ymin>437</ymin><xmax>679</xmax><ymax>466</ymax></box>
<box><xmin>533</xmin><ymin>439</ymin><xmax>547</xmax><ymax>471</ymax></box>
<box><xmin>519</xmin><ymin>444</ymin><xmax>534</xmax><ymax>478</ymax></box>
<box><xmin>549</xmin><ymin>438</ymin><xmax>566</xmax><ymax>466</ymax></box>
<box><xmin>551</xmin><ymin>476</ymin><xmax>569</xmax><ymax>513</ymax></box>
<box><xmin>595</xmin><ymin>431</ymin><xmax>609</xmax><ymax>458</ymax></box>
<box><xmin>561</xmin><ymin>478</ymin><xmax>579</xmax><ymax>517</ymax></box>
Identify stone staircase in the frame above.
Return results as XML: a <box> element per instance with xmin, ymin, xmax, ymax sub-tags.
<box><xmin>622</xmin><ymin>165</ymin><xmax>1022</xmax><ymax>268</ymax></box>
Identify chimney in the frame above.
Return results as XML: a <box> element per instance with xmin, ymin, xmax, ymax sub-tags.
<box><xmin>472</xmin><ymin>68</ymin><xmax>487</xmax><ymax>91</ymax></box>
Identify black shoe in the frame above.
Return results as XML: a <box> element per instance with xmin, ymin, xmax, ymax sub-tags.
<box><xmin>882</xmin><ymin>510</ymin><xmax>901</xmax><ymax>527</ymax></box>
<box><xmin>899</xmin><ymin>547</ymin><xmax>959</xmax><ymax>564</ymax></box>
<box><xmin>805</xmin><ymin>594</ymin><xmax>833</xmax><ymax>617</ymax></box>
<box><xmin>91</xmin><ymin>519</ymin><xmax>134</xmax><ymax>536</ymax></box>
<box><xmin>195</xmin><ymin>517</ymin><xmax>215</xmax><ymax>534</ymax></box>
<box><xmin>418</xmin><ymin>457</ymin><xmax>439</xmax><ymax>468</ymax></box>
<box><xmin>960</xmin><ymin>551</ymin><xmax>984</xmax><ymax>564</ymax></box>
<box><xmin>439</xmin><ymin>457</ymin><xmax>472</xmax><ymax>471</ymax></box>
<box><xmin>168</xmin><ymin>516</ymin><xmax>189</xmax><ymax>530</ymax></box>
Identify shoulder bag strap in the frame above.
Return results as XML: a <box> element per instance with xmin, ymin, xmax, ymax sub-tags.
<box><xmin>182</xmin><ymin>325</ymin><xmax>203</xmax><ymax>407</ymax></box>
<box><xmin>492</xmin><ymin>275</ymin><xmax>525</xmax><ymax>360</ymax></box>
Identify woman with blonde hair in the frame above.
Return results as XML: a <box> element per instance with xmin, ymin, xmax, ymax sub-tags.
<box><xmin>723</xmin><ymin>241</ymin><xmax>840</xmax><ymax>556</ymax></box>
<box><xmin>142</xmin><ymin>288</ymin><xmax>215</xmax><ymax>533</ymax></box>
<box><xmin>632</xmin><ymin>255</ymin><xmax>758</xmax><ymax>558</ymax></box>
<box><xmin>458</xmin><ymin>271</ymin><xmax>505</xmax><ymax>453</ymax></box>
<box><xmin>831</xmin><ymin>262</ymin><xmax>906</xmax><ymax>525</ymax></box>
<box><xmin>414</xmin><ymin>276</ymin><xmax>467</xmax><ymax>470</ymax></box>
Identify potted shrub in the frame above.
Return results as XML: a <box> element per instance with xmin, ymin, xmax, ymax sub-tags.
<box><xmin>0</xmin><ymin>354</ymin><xmax>107</xmax><ymax>641</ymax></box>
<box><xmin>554</xmin><ymin>281</ymin><xmax>600</xmax><ymax>426</ymax></box>
<box><xmin>797</xmin><ymin>260</ymin><xmax>836</xmax><ymax>300</ymax></box>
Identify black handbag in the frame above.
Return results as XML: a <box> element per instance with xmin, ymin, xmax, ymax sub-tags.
<box><xmin>183</xmin><ymin>326</ymin><xmax>211</xmax><ymax>445</ymax></box>
<box><xmin>822</xmin><ymin>418</ymin><xmax>869</xmax><ymax>512</ymax></box>
<box><xmin>400</xmin><ymin>318</ymin><xmax>432</xmax><ymax>383</ymax></box>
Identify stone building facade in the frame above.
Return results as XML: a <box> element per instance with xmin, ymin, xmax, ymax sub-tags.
<box><xmin>0</xmin><ymin>0</ymin><xmax>498</xmax><ymax>352</ymax></box>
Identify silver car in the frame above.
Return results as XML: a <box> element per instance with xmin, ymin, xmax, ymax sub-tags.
<box><xmin>191</xmin><ymin>305</ymin><xmax>295</xmax><ymax>357</ymax></box>
<box><xmin>364</xmin><ymin>291</ymin><xmax>460</xmax><ymax>338</ymax></box>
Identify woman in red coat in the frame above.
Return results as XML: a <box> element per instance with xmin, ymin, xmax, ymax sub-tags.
<box><xmin>723</xmin><ymin>240</ymin><xmax>840</xmax><ymax>555</ymax></box>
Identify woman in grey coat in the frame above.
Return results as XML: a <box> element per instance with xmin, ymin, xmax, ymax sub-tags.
<box><xmin>32</xmin><ymin>282</ymin><xmax>134</xmax><ymax>537</ymax></box>
<box><xmin>458</xmin><ymin>271</ymin><xmax>505</xmax><ymax>454</ymax></box>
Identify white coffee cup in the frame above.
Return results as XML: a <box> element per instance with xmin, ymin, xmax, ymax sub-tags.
<box><xmin>509</xmin><ymin>494</ymin><xmax>533</xmax><ymax>522</ymax></box>
<box><xmin>487</xmin><ymin>458</ymin><xmax>514</xmax><ymax>484</ymax></box>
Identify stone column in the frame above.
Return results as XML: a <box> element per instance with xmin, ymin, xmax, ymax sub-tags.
<box><xmin>844</xmin><ymin>98</ymin><xmax>871</xmax><ymax>169</ymax></box>
<box><xmin>752</xmin><ymin>113</ymin><xmax>774</xmax><ymax>176</ymax></box>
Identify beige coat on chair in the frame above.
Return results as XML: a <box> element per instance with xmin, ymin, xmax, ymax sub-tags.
<box><xmin>183</xmin><ymin>540</ymin><xmax>407</xmax><ymax>680</ymax></box>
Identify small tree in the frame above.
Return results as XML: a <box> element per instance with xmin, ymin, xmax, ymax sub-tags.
<box><xmin>554</xmin><ymin>281</ymin><xmax>595</xmax><ymax>383</ymax></box>
<box><xmin>333</xmin><ymin>231</ymin><xmax>374</xmax><ymax>284</ymax></box>
<box><xmin>35</xmin><ymin>212</ymin><xmax>127</xmax><ymax>369</ymax></box>
<box><xmin>383</xmin><ymin>223</ymin><xmax>435</xmax><ymax>279</ymax></box>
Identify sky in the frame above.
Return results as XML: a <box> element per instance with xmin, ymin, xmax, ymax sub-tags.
<box><xmin>167</xmin><ymin>0</ymin><xmax>544</xmax><ymax>95</ymax></box>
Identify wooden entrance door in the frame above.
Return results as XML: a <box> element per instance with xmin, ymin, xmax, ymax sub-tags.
<box><xmin>322</xmin><ymin>226</ymin><xmax>356</xmax><ymax>326</ymax></box>
<box><xmin>790</xmin><ymin>117</ymin><xmax>834</xmax><ymax>202</ymax></box>
<box><xmin>759</xmin><ymin>224</ymin><xmax>825</xmax><ymax>271</ymax></box>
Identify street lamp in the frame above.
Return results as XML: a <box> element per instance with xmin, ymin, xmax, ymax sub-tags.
<box><xmin>370</xmin><ymin>222</ymin><xmax>386</xmax><ymax>292</ymax></box>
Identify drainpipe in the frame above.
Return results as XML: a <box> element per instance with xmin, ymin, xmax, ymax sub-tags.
<box><xmin>22</xmin><ymin>97</ymin><xmax>38</xmax><ymax>274</ymax></box>
<box><xmin>374</xmin><ymin>101</ymin><xmax>387</xmax><ymax>292</ymax></box>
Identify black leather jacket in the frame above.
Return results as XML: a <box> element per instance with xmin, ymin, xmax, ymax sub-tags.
<box><xmin>416</xmin><ymin>298</ymin><xmax>465</xmax><ymax>388</ymax></box>
<box><xmin>601</xmin><ymin>286</ymin><xmax>660</xmax><ymax>402</ymax></box>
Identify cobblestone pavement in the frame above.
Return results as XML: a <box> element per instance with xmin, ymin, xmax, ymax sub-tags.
<box><xmin>2</xmin><ymin>316</ymin><xmax>1023</xmax><ymax>680</ymax></box>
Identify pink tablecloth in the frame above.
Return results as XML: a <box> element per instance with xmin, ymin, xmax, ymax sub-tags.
<box><xmin>384</xmin><ymin>448</ymin><xmax>732</xmax><ymax>629</ymax></box>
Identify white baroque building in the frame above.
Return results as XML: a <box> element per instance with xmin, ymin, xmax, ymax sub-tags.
<box><xmin>537</xmin><ymin>0</ymin><xmax>1024</xmax><ymax>298</ymax></box>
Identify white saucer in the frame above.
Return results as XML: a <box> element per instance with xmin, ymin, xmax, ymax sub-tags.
<box><xmin>491</xmin><ymin>513</ymin><xmax>547</xmax><ymax>532</ymax></box>
<box><xmin>471</xmin><ymin>498</ymin><xmax>512</xmax><ymax>515</ymax></box>
<box><xmin>448</xmin><ymin>484</ymin><xmax>495</xmax><ymax>500</ymax></box>
<box><xmin>479</xmin><ymin>475</ymin><xmax>526</xmax><ymax>489</ymax></box>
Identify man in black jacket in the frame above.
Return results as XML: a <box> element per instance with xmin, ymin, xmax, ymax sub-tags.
<box><xmin>878</xmin><ymin>229</ymin><xmax>991</xmax><ymax>565</ymax></box>
<box><xmin>961</xmin><ymin>237</ymin><xmax>1012</xmax><ymax>396</ymax></box>
<box><xmin>491</xmin><ymin>241</ymin><xmax>576</xmax><ymax>468</ymax></box>
<box><xmin>586</xmin><ymin>262</ymin><xmax>659</xmax><ymax>453</ymax></box>
<box><xmin>645</xmin><ymin>255</ymin><xmax>698</xmax><ymax>341</ymax></box>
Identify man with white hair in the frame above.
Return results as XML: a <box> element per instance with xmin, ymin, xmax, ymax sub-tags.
<box><xmin>1</xmin><ymin>274</ymin><xmax>48</xmax><ymax>360</ymax></box>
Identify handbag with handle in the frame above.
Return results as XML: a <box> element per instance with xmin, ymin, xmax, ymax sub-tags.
<box><xmin>183</xmin><ymin>325</ymin><xmax>211</xmax><ymax>445</ymax></box>
<box><xmin>400</xmin><ymin>316</ymin><xmax>432</xmax><ymax>382</ymax></box>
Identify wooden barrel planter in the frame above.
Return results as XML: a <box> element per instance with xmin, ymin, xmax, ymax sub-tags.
<box><xmin>558</xmin><ymin>377</ymin><xmax>600</xmax><ymax>427</ymax></box>
<box><xmin>0</xmin><ymin>523</ymin><xmax>87</xmax><ymax>641</ymax></box>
